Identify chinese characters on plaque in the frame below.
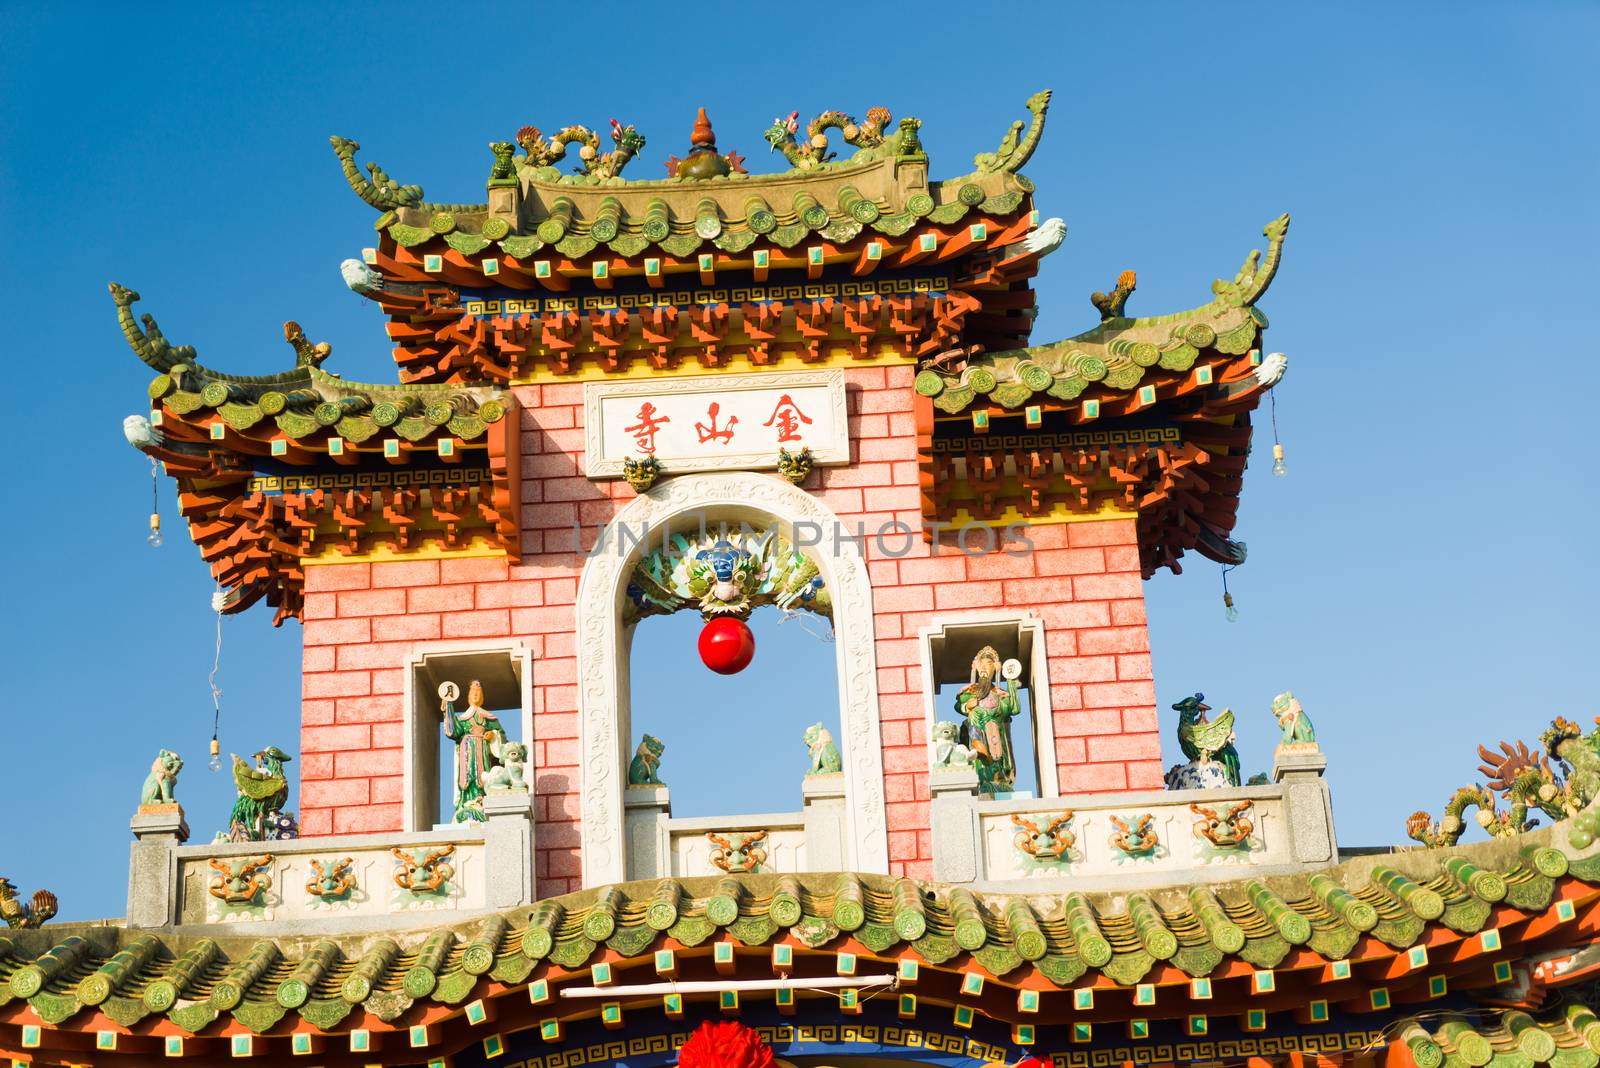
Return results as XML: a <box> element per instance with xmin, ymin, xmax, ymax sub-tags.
<box><xmin>584</xmin><ymin>371</ymin><xmax>848</xmax><ymax>478</ymax></box>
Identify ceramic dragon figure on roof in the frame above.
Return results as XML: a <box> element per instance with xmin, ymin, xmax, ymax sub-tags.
<box><xmin>0</xmin><ymin>877</ymin><xmax>57</xmax><ymax>929</ymax></box>
<box><xmin>1408</xmin><ymin>716</ymin><xmax>1600</xmax><ymax>848</ymax></box>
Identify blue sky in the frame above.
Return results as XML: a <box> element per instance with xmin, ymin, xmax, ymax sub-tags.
<box><xmin>2</xmin><ymin>4</ymin><xmax>1596</xmax><ymax>920</ymax></box>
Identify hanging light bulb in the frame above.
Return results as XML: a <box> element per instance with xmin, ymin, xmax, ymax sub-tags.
<box><xmin>1268</xmin><ymin>385</ymin><xmax>1288</xmax><ymax>479</ymax></box>
<box><xmin>147</xmin><ymin>455</ymin><xmax>163</xmax><ymax>546</ymax></box>
<box><xmin>208</xmin><ymin>736</ymin><xmax>222</xmax><ymax>773</ymax></box>
<box><xmin>1224</xmin><ymin>591</ymin><xmax>1240</xmax><ymax>623</ymax></box>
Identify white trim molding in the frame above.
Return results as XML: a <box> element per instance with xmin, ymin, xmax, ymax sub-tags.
<box><xmin>916</xmin><ymin>612</ymin><xmax>1059</xmax><ymax>799</ymax></box>
<box><xmin>575</xmin><ymin>471</ymin><xmax>887</xmax><ymax>886</ymax></box>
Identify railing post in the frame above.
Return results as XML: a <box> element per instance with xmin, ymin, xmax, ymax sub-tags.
<box><xmin>802</xmin><ymin>776</ymin><xmax>849</xmax><ymax>870</ymax></box>
<box><xmin>929</xmin><ymin>767</ymin><xmax>982</xmax><ymax>884</ymax></box>
<box><xmin>482</xmin><ymin>791</ymin><xmax>535</xmax><ymax>908</ymax></box>
<box><xmin>1273</xmin><ymin>746</ymin><xmax>1336</xmax><ymax>863</ymax></box>
<box><xmin>127</xmin><ymin>805</ymin><xmax>189</xmax><ymax>929</ymax></box>
<box><xmin>624</xmin><ymin>785</ymin><xmax>672</xmax><ymax>880</ymax></box>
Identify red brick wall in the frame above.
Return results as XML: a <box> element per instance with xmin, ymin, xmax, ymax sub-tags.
<box><xmin>298</xmin><ymin>369</ymin><xmax>1161</xmax><ymax>893</ymax></box>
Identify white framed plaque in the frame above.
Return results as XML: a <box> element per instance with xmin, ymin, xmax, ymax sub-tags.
<box><xmin>583</xmin><ymin>369</ymin><xmax>849</xmax><ymax>478</ymax></box>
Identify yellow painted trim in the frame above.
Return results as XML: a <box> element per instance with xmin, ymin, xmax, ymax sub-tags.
<box><xmin>509</xmin><ymin>345</ymin><xmax>915</xmax><ymax>386</ymax></box>
<box><xmin>947</xmin><ymin>502</ymin><xmax>1136</xmax><ymax>528</ymax></box>
<box><xmin>301</xmin><ymin>536</ymin><xmax>508</xmax><ymax>566</ymax></box>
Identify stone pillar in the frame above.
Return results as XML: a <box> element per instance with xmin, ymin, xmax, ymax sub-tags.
<box><xmin>802</xmin><ymin>775</ymin><xmax>848</xmax><ymax>871</ymax></box>
<box><xmin>487</xmin><ymin>178</ymin><xmax>521</xmax><ymax>226</ymax></box>
<box><xmin>1272</xmin><ymin>746</ymin><xmax>1336</xmax><ymax>864</ymax></box>
<box><xmin>624</xmin><ymin>786</ymin><xmax>672</xmax><ymax>881</ymax></box>
<box><xmin>482</xmin><ymin>791</ymin><xmax>535</xmax><ymax>908</ymax></box>
<box><xmin>127</xmin><ymin>805</ymin><xmax>189</xmax><ymax>929</ymax></box>
<box><xmin>928</xmin><ymin>767</ymin><xmax>982</xmax><ymax>884</ymax></box>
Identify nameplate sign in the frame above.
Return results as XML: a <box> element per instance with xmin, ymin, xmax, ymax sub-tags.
<box><xmin>583</xmin><ymin>370</ymin><xmax>848</xmax><ymax>478</ymax></box>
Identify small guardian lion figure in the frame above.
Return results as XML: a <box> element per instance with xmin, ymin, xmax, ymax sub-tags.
<box><xmin>629</xmin><ymin>734</ymin><xmax>665</xmax><ymax>786</ymax></box>
<box><xmin>1271</xmin><ymin>690</ymin><xmax>1317</xmax><ymax>748</ymax></box>
<box><xmin>804</xmin><ymin>722</ymin><xmax>842</xmax><ymax>776</ymax></box>
<box><xmin>141</xmin><ymin>749</ymin><xmax>184</xmax><ymax>806</ymax></box>
<box><xmin>931</xmin><ymin>721</ymin><xmax>973</xmax><ymax>768</ymax></box>
<box><xmin>483</xmin><ymin>741</ymin><xmax>529</xmax><ymax>792</ymax></box>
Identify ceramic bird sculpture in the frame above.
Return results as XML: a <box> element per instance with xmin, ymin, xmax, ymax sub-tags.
<box><xmin>1173</xmin><ymin>693</ymin><xmax>1241</xmax><ymax>787</ymax></box>
<box><xmin>1020</xmin><ymin>217</ymin><xmax>1066</xmax><ymax>258</ymax></box>
<box><xmin>229</xmin><ymin>747</ymin><xmax>292</xmax><ymax>841</ymax></box>
<box><xmin>1254</xmin><ymin>351</ymin><xmax>1288</xmax><ymax>388</ymax></box>
<box><xmin>123</xmin><ymin>413</ymin><xmax>163</xmax><ymax>449</ymax></box>
<box><xmin>340</xmin><ymin>258</ymin><xmax>382</xmax><ymax>295</ymax></box>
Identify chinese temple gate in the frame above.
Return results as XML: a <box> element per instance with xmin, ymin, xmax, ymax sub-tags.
<box><xmin>5</xmin><ymin>91</ymin><xmax>1600</xmax><ymax>1068</ymax></box>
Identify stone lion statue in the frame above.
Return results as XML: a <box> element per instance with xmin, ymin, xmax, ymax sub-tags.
<box><xmin>931</xmin><ymin>721</ymin><xmax>973</xmax><ymax>768</ymax></box>
<box><xmin>804</xmin><ymin>722</ymin><xmax>842</xmax><ymax>776</ymax></box>
<box><xmin>628</xmin><ymin>734</ymin><xmax>665</xmax><ymax>786</ymax></box>
<box><xmin>140</xmin><ymin>749</ymin><xmax>183</xmax><ymax>806</ymax></box>
<box><xmin>483</xmin><ymin>741</ymin><xmax>528</xmax><ymax>792</ymax></box>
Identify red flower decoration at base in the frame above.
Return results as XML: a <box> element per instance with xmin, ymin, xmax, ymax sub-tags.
<box><xmin>678</xmin><ymin>1021</ymin><xmax>775</xmax><ymax>1068</ymax></box>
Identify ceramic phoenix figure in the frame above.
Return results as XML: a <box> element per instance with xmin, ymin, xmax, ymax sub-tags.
<box><xmin>228</xmin><ymin>748</ymin><xmax>294</xmax><ymax>841</ymax></box>
<box><xmin>1174</xmin><ymin>694</ymin><xmax>1242</xmax><ymax>787</ymax></box>
<box><xmin>957</xmin><ymin>646</ymin><xmax>1022</xmax><ymax>794</ymax></box>
<box><xmin>442</xmin><ymin>680</ymin><xmax>506</xmax><ymax>822</ymax></box>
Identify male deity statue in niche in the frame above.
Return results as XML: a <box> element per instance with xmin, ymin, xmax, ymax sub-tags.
<box><xmin>441</xmin><ymin>679</ymin><xmax>508</xmax><ymax>822</ymax></box>
<box><xmin>956</xmin><ymin>646</ymin><xmax>1023</xmax><ymax>795</ymax></box>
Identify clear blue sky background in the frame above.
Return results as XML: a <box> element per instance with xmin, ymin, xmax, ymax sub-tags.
<box><xmin>3</xmin><ymin>4</ymin><xmax>1596</xmax><ymax>921</ymax></box>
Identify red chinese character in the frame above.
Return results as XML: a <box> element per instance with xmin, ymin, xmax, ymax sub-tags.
<box><xmin>623</xmin><ymin>402</ymin><xmax>670</xmax><ymax>455</ymax></box>
<box><xmin>762</xmin><ymin>393</ymin><xmax>813</xmax><ymax>444</ymax></box>
<box><xmin>694</xmin><ymin>402</ymin><xmax>738</xmax><ymax>445</ymax></box>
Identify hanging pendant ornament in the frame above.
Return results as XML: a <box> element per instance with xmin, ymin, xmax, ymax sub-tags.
<box><xmin>1221</xmin><ymin>564</ymin><xmax>1240</xmax><ymax>623</ymax></box>
<box><xmin>147</xmin><ymin>456</ymin><xmax>164</xmax><ymax>547</ymax></box>
<box><xmin>699</xmin><ymin>616</ymin><xmax>755</xmax><ymax>675</ymax></box>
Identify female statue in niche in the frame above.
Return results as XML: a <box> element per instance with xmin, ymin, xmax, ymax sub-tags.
<box><xmin>956</xmin><ymin>646</ymin><xmax>1022</xmax><ymax>794</ymax></box>
<box><xmin>442</xmin><ymin>679</ymin><xmax>505</xmax><ymax>822</ymax></box>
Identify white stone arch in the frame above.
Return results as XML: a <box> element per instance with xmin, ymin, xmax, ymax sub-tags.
<box><xmin>576</xmin><ymin>471</ymin><xmax>887</xmax><ymax>886</ymax></box>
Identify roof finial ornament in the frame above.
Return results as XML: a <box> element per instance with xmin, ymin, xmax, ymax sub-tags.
<box><xmin>665</xmin><ymin>108</ymin><xmax>745</xmax><ymax>180</ymax></box>
<box><xmin>283</xmin><ymin>322</ymin><xmax>331</xmax><ymax>370</ymax></box>
<box><xmin>1091</xmin><ymin>270</ymin><xmax>1137</xmax><ymax>320</ymax></box>
<box><xmin>973</xmin><ymin>89</ymin><xmax>1052</xmax><ymax>175</ymax></box>
<box><xmin>328</xmin><ymin>136</ymin><xmax>424</xmax><ymax>210</ymax></box>
<box><xmin>514</xmin><ymin>120</ymin><xmax>646</xmax><ymax>179</ymax></box>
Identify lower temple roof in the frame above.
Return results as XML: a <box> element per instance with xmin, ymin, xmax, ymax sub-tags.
<box><xmin>5</xmin><ymin>826</ymin><xmax>1600</xmax><ymax>1066</ymax></box>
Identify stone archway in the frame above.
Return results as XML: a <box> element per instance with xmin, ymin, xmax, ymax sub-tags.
<box><xmin>575</xmin><ymin>472</ymin><xmax>888</xmax><ymax>885</ymax></box>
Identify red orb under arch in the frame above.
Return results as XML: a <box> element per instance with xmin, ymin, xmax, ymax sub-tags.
<box><xmin>698</xmin><ymin>616</ymin><xmax>756</xmax><ymax>675</ymax></box>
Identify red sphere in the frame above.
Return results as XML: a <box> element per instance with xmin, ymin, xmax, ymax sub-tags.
<box><xmin>698</xmin><ymin>616</ymin><xmax>755</xmax><ymax>675</ymax></box>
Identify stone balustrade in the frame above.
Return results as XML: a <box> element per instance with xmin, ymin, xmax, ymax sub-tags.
<box><xmin>125</xmin><ymin>788</ymin><xmax>536</xmax><ymax>932</ymax></box>
<box><xmin>930</xmin><ymin>745</ymin><xmax>1337</xmax><ymax>890</ymax></box>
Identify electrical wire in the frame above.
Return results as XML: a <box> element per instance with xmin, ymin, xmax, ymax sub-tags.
<box><xmin>209</xmin><ymin>592</ymin><xmax>224</xmax><ymax>754</ymax></box>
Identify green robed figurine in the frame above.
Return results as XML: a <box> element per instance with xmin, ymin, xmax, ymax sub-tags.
<box><xmin>956</xmin><ymin>646</ymin><xmax>1023</xmax><ymax>794</ymax></box>
<box><xmin>442</xmin><ymin>679</ymin><xmax>505</xmax><ymax>822</ymax></box>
